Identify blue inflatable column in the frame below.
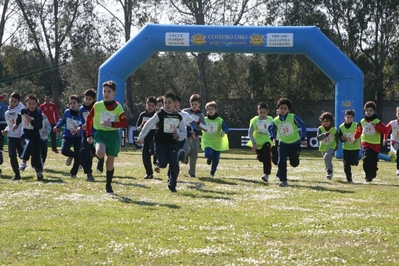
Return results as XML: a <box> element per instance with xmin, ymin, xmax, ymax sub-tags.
<box><xmin>335</xmin><ymin>79</ymin><xmax>363</xmax><ymax>158</ymax></box>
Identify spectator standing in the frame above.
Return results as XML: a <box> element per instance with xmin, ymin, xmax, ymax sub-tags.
<box><xmin>39</xmin><ymin>95</ymin><xmax>60</xmax><ymax>153</ymax></box>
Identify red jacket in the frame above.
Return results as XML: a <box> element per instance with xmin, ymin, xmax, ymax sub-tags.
<box><xmin>39</xmin><ymin>102</ymin><xmax>59</xmax><ymax>125</ymax></box>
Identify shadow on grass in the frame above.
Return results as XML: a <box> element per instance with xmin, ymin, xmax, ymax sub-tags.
<box><xmin>115</xmin><ymin>181</ymin><xmax>150</xmax><ymax>189</ymax></box>
<box><xmin>179</xmin><ymin>192</ymin><xmax>232</xmax><ymax>201</ymax></box>
<box><xmin>115</xmin><ymin>196</ymin><xmax>180</xmax><ymax>209</ymax></box>
<box><xmin>291</xmin><ymin>184</ymin><xmax>356</xmax><ymax>194</ymax></box>
<box><xmin>198</xmin><ymin>176</ymin><xmax>238</xmax><ymax>185</ymax></box>
<box><xmin>234</xmin><ymin>178</ymin><xmax>268</xmax><ymax>185</ymax></box>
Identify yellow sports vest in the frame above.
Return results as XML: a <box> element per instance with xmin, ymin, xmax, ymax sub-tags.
<box><xmin>339</xmin><ymin>122</ymin><xmax>360</xmax><ymax>150</ymax></box>
<box><xmin>318</xmin><ymin>126</ymin><xmax>337</xmax><ymax>151</ymax></box>
<box><xmin>201</xmin><ymin>117</ymin><xmax>229</xmax><ymax>151</ymax></box>
<box><xmin>247</xmin><ymin>116</ymin><xmax>273</xmax><ymax>149</ymax></box>
<box><xmin>93</xmin><ymin>101</ymin><xmax>124</xmax><ymax>131</ymax></box>
<box><xmin>273</xmin><ymin>113</ymin><xmax>300</xmax><ymax>144</ymax></box>
<box><xmin>360</xmin><ymin>118</ymin><xmax>381</xmax><ymax>144</ymax></box>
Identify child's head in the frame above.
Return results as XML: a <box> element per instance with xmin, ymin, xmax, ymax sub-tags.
<box><xmin>156</xmin><ymin>96</ymin><xmax>164</xmax><ymax>111</ymax></box>
<box><xmin>175</xmin><ymin>95</ymin><xmax>182</xmax><ymax>110</ymax></box>
<box><xmin>344</xmin><ymin>109</ymin><xmax>355</xmax><ymax>123</ymax></box>
<box><xmin>102</xmin><ymin>80</ymin><xmax>117</xmax><ymax>101</ymax></box>
<box><xmin>83</xmin><ymin>88</ymin><xmax>96</xmax><ymax>106</ymax></box>
<box><xmin>9</xmin><ymin>92</ymin><xmax>21</xmax><ymax>109</ymax></box>
<box><xmin>319</xmin><ymin>111</ymin><xmax>334</xmax><ymax>128</ymax></box>
<box><xmin>257</xmin><ymin>102</ymin><xmax>269</xmax><ymax>119</ymax></box>
<box><xmin>163</xmin><ymin>91</ymin><xmax>176</xmax><ymax>112</ymax></box>
<box><xmin>25</xmin><ymin>94</ymin><xmax>39</xmax><ymax>111</ymax></box>
<box><xmin>190</xmin><ymin>94</ymin><xmax>201</xmax><ymax>111</ymax></box>
<box><xmin>69</xmin><ymin>94</ymin><xmax>80</xmax><ymax>111</ymax></box>
<box><xmin>396</xmin><ymin>107</ymin><xmax>399</xmax><ymax>119</ymax></box>
<box><xmin>146</xmin><ymin>96</ymin><xmax>157</xmax><ymax>113</ymax></box>
<box><xmin>276</xmin><ymin>98</ymin><xmax>292</xmax><ymax>116</ymax></box>
<box><xmin>363</xmin><ymin>101</ymin><xmax>376</xmax><ymax>117</ymax></box>
<box><xmin>205</xmin><ymin>101</ymin><xmax>217</xmax><ymax>116</ymax></box>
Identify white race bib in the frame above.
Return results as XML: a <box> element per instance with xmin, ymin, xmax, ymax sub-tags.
<box><xmin>22</xmin><ymin>116</ymin><xmax>34</xmax><ymax>130</ymax></box>
<box><xmin>207</xmin><ymin>122</ymin><xmax>219</xmax><ymax>134</ymax></box>
<box><xmin>100</xmin><ymin>111</ymin><xmax>117</xmax><ymax>127</ymax></box>
<box><xmin>363</xmin><ymin>123</ymin><xmax>375</xmax><ymax>135</ymax></box>
<box><xmin>6</xmin><ymin>112</ymin><xmax>18</xmax><ymax>126</ymax></box>
<box><xmin>322</xmin><ymin>134</ymin><xmax>332</xmax><ymax>144</ymax></box>
<box><xmin>278</xmin><ymin>122</ymin><xmax>294</xmax><ymax>136</ymax></box>
<box><xmin>163</xmin><ymin>118</ymin><xmax>179</xmax><ymax>133</ymax></box>
<box><xmin>66</xmin><ymin>118</ymin><xmax>79</xmax><ymax>130</ymax></box>
<box><xmin>257</xmin><ymin>120</ymin><xmax>269</xmax><ymax>134</ymax></box>
<box><xmin>343</xmin><ymin>133</ymin><xmax>354</xmax><ymax>142</ymax></box>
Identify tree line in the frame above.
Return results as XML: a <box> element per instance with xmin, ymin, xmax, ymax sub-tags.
<box><xmin>0</xmin><ymin>0</ymin><xmax>399</xmax><ymax>127</ymax></box>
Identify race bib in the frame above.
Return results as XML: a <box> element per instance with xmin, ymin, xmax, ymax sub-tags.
<box><xmin>22</xmin><ymin>116</ymin><xmax>34</xmax><ymax>130</ymax></box>
<box><xmin>207</xmin><ymin>122</ymin><xmax>219</xmax><ymax>134</ymax></box>
<box><xmin>66</xmin><ymin>118</ymin><xmax>79</xmax><ymax>130</ymax></box>
<box><xmin>323</xmin><ymin>134</ymin><xmax>332</xmax><ymax>144</ymax></box>
<box><xmin>343</xmin><ymin>133</ymin><xmax>354</xmax><ymax>142</ymax></box>
<box><xmin>6</xmin><ymin>112</ymin><xmax>18</xmax><ymax>126</ymax></box>
<box><xmin>363</xmin><ymin>123</ymin><xmax>375</xmax><ymax>135</ymax></box>
<box><xmin>163</xmin><ymin>118</ymin><xmax>179</xmax><ymax>133</ymax></box>
<box><xmin>278</xmin><ymin>122</ymin><xmax>294</xmax><ymax>136</ymax></box>
<box><xmin>392</xmin><ymin>126</ymin><xmax>399</xmax><ymax>139</ymax></box>
<box><xmin>100</xmin><ymin>111</ymin><xmax>117</xmax><ymax>127</ymax></box>
<box><xmin>257</xmin><ymin>120</ymin><xmax>269</xmax><ymax>134</ymax></box>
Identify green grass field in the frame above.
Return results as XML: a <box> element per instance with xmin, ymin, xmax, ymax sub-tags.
<box><xmin>1</xmin><ymin>148</ymin><xmax>399</xmax><ymax>265</ymax></box>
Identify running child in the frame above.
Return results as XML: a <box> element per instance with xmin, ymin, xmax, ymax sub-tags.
<box><xmin>383</xmin><ymin>106</ymin><xmax>399</xmax><ymax>175</ymax></box>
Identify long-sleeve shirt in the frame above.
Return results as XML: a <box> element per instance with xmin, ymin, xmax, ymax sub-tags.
<box><xmin>85</xmin><ymin>100</ymin><xmax>127</xmax><ymax>137</ymax></box>
<box><xmin>16</xmin><ymin>107</ymin><xmax>43</xmax><ymax>140</ymax></box>
<box><xmin>269</xmin><ymin>113</ymin><xmax>307</xmax><ymax>143</ymax></box>
<box><xmin>55</xmin><ymin>109</ymin><xmax>82</xmax><ymax>138</ymax></box>
<box><xmin>39</xmin><ymin>101</ymin><xmax>59</xmax><ymax>125</ymax></box>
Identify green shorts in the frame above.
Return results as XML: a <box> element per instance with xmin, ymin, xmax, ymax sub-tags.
<box><xmin>94</xmin><ymin>130</ymin><xmax>120</xmax><ymax>157</ymax></box>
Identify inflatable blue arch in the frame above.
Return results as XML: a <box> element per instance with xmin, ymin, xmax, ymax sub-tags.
<box><xmin>97</xmin><ymin>24</ymin><xmax>364</xmax><ymax>158</ymax></box>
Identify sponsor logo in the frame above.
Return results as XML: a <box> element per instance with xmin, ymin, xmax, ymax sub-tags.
<box><xmin>192</xmin><ymin>34</ymin><xmax>206</xmax><ymax>45</ymax></box>
<box><xmin>250</xmin><ymin>34</ymin><xmax>264</xmax><ymax>46</ymax></box>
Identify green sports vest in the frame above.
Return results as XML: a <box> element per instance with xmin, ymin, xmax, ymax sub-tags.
<box><xmin>201</xmin><ymin>116</ymin><xmax>229</xmax><ymax>151</ymax></box>
<box><xmin>93</xmin><ymin>101</ymin><xmax>124</xmax><ymax>131</ymax></box>
<box><xmin>318</xmin><ymin>126</ymin><xmax>337</xmax><ymax>151</ymax></box>
<box><xmin>247</xmin><ymin>116</ymin><xmax>273</xmax><ymax>149</ymax></box>
<box><xmin>273</xmin><ymin>113</ymin><xmax>300</xmax><ymax>144</ymax></box>
<box><xmin>339</xmin><ymin>122</ymin><xmax>360</xmax><ymax>150</ymax></box>
<box><xmin>360</xmin><ymin>118</ymin><xmax>381</xmax><ymax>144</ymax></box>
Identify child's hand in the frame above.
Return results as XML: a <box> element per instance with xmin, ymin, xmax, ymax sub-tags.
<box><xmin>172</xmin><ymin>131</ymin><xmax>179</xmax><ymax>139</ymax></box>
<box><xmin>1</xmin><ymin>129</ymin><xmax>7</xmax><ymax>136</ymax></box>
<box><xmin>23</xmin><ymin>114</ymin><xmax>31</xmax><ymax>122</ymax></box>
<box><xmin>221</xmin><ymin>131</ymin><xmax>225</xmax><ymax>137</ymax></box>
<box><xmin>301</xmin><ymin>140</ymin><xmax>307</xmax><ymax>146</ymax></box>
<box><xmin>53</xmin><ymin>126</ymin><xmax>60</xmax><ymax>133</ymax></box>
<box><xmin>382</xmin><ymin>139</ymin><xmax>387</xmax><ymax>146</ymax></box>
<box><xmin>87</xmin><ymin>136</ymin><xmax>94</xmax><ymax>144</ymax></box>
<box><xmin>81</xmin><ymin>124</ymin><xmax>87</xmax><ymax>130</ymax></box>
<box><xmin>100</xmin><ymin>120</ymin><xmax>112</xmax><ymax>127</ymax></box>
<box><xmin>341</xmin><ymin>136</ymin><xmax>347</xmax><ymax>141</ymax></box>
<box><xmin>252</xmin><ymin>144</ymin><xmax>257</xmax><ymax>152</ymax></box>
<box><xmin>76</xmin><ymin>128</ymin><xmax>81</xmax><ymax>134</ymax></box>
<box><xmin>137</xmin><ymin>139</ymin><xmax>144</xmax><ymax>145</ymax></box>
<box><xmin>190</xmin><ymin>131</ymin><xmax>197</xmax><ymax>139</ymax></box>
<box><xmin>12</xmin><ymin>124</ymin><xmax>18</xmax><ymax>131</ymax></box>
<box><xmin>353</xmin><ymin>138</ymin><xmax>358</xmax><ymax>144</ymax></box>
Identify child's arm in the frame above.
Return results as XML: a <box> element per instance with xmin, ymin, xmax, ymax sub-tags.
<box><xmin>354</xmin><ymin>124</ymin><xmax>363</xmax><ymax>140</ymax></box>
<box><xmin>111</xmin><ymin>112</ymin><xmax>127</xmax><ymax>129</ymax></box>
<box><xmin>176</xmin><ymin>119</ymin><xmax>187</xmax><ymax>141</ymax></box>
<box><xmin>316</xmin><ymin>127</ymin><xmax>328</xmax><ymax>141</ymax></box>
<box><xmin>85</xmin><ymin>107</ymin><xmax>95</xmax><ymax>137</ymax></box>
<box><xmin>54</xmin><ymin>111</ymin><xmax>67</xmax><ymax>132</ymax></box>
<box><xmin>294</xmin><ymin>115</ymin><xmax>307</xmax><ymax>141</ymax></box>
<box><xmin>31</xmin><ymin>111</ymin><xmax>43</xmax><ymax>130</ymax></box>
<box><xmin>375</xmin><ymin>120</ymin><xmax>386</xmax><ymax>135</ymax></box>
<box><xmin>135</xmin><ymin>113</ymin><xmax>144</xmax><ymax>130</ymax></box>
<box><xmin>248</xmin><ymin>123</ymin><xmax>257</xmax><ymax>151</ymax></box>
<box><xmin>137</xmin><ymin>114</ymin><xmax>159</xmax><ymax>143</ymax></box>
<box><xmin>221</xmin><ymin>121</ymin><xmax>229</xmax><ymax>137</ymax></box>
<box><xmin>197</xmin><ymin>113</ymin><xmax>208</xmax><ymax>131</ymax></box>
<box><xmin>383</xmin><ymin>122</ymin><xmax>392</xmax><ymax>146</ymax></box>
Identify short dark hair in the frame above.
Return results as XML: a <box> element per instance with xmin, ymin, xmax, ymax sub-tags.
<box><xmin>276</xmin><ymin>98</ymin><xmax>292</xmax><ymax>110</ymax></box>
<box><xmin>344</xmin><ymin>109</ymin><xmax>355</xmax><ymax>117</ymax></box>
<box><xmin>25</xmin><ymin>94</ymin><xmax>38</xmax><ymax>103</ymax></box>
<box><xmin>190</xmin><ymin>94</ymin><xmax>201</xmax><ymax>103</ymax></box>
<box><xmin>84</xmin><ymin>88</ymin><xmax>96</xmax><ymax>99</ymax></box>
<box><xmin>205</xmin><ymin>101</ymin><xmax>217</xmax><ymax>110</ymax></box>
<box><xmin>176</xmin><ymin>95</ymin><xmax>181</xmax><ymax>103</ymax></box>
<box><xmin>164</xmin><ymin>91</ymin><xmax>176</xmax><ymax>101</ymax></box>
<box><xmin>156</xmin><ymin>96</ymin><xmax>164</xmax><ymax>104</ymax></box>
<box><xmin>146</xmin><ymin>96</ymin><xmax>157</xmax><ymax>105</ymax></box>
<box><xmin>102</xmin><ymin>80</ymin><xmax>117</xmax><ymax>91</ymax></box>
<box><xmin>10</xmin><ymin>92</ymin><xmax>21</xmax><ymax>101</ymax></box>
<box><xmin>319</xmin><ymin>111</ymin><xmax>334</xmax><ymax>124</ymax></box>
<box><xmin>69</xmin><ymin>94</ymin><xmax>80</xmax><ymax>103</ymax></box>
<box><xmin>258</xmin><ymin>102</ymin><xmax>268</xmax><ymax>110</ymax></box>
<box><xmin>364</xmin><ymin>101</ymin><xmax>376</xmax><ymax>111</ymax></box>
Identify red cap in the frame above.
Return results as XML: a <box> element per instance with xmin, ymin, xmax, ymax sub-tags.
<box><xmin>0</xmin><ymin>95</ymin><xmax>5</xmax><ymax>101</ymax></box>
